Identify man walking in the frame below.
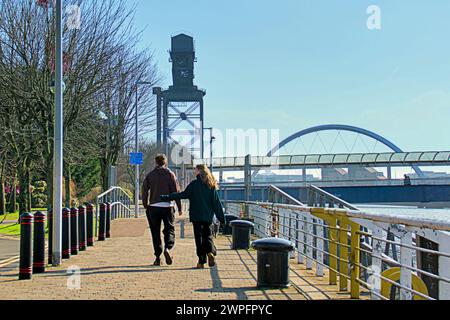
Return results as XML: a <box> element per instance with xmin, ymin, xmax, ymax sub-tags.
<box><xmin>142</xmin><ymin>154</ymin><xmax>183</xmax><ymax>266</ymax></box>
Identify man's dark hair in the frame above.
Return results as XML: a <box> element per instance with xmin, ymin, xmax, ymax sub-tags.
<box><xmin>155</xmin><ymin>154</ymin><xmax>168</xmax><ymax>167</ymax></box>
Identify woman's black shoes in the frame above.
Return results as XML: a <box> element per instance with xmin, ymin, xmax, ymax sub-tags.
<box><xmin>153</xmin><ymin>257</ymin><xmax>161</xmax><ymax>266</ymax></box>
<box><xmin>207</xmin><ymin>253</ymin><xmax>216</xmax><ymax>267</ymax></box>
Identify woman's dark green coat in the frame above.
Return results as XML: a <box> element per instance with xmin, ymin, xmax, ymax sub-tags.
<box><xmin>161</xmin><ymin>176</ymin><xmax>225</xmax><ymax>224</ymax></box>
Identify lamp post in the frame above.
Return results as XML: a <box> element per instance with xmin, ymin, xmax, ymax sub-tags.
<box><xmin>204</xmin><ymin>127</ymin><xmax>215</xmax><ymax>173</ymax></box>
<box><xmin>52</xmin><ymin>0</ymin><xmax>63</xmax><ymax>266</ymax></box>
<box><xmin>134</xmin><ymin>81</ymin><xmax>152</xmax><ymax>219</ymax></box>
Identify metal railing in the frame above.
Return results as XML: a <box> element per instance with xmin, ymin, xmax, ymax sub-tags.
<box><xmin>95</xmin><ymin>186</ymin><xmax>133</xmax><ymax>236</ymax></box>
<box><xmin>225</xmin><ymin>200</ymin><xmax>450</xmax><ymax>300</ymax></box>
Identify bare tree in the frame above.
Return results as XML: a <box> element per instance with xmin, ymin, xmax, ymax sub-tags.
<box><xmin>0</xmin><ymin>0</ymin><xmax>159</xmax><ymax>210</ymax></box>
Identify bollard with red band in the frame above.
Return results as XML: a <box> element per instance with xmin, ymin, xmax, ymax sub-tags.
<box><xmin>70</xmin><ymin>207</ymin><xmax>79</xmax><ymax>255</ymax></box>
<box><xmin>62</xmin><ymin>208</ymin><xmax>71</xmax><ymax>259</ymax></box>
<box><xmin>106</xmin><ymin>202</ymin><xmax>111</xmax><ymax>239</ymax></box>
<box><xmin>86</xmin><ymin>204</ymin><xmax>94</xmax><ymax>246</ymax></box>
<box><xmin>33</xmin><ymin>211</ymin><xmax>46</xmax><ymax>274</ymax></box>
<box><xmin>19</xmin><ymin>213</ymin><xmax>33</xmax><ymax>280</ymax></box>
<box><xmin>98</xmin><ymin>203</ymin><xmax>106</xmax><ymax>241</ymax></box>
<box><xmin>78</xmin><ymin>205</ymin><xmax>87</xmax><ymax>251</ymax></box>
<box><xmin>47</xmin><ymin>209</ymin><xmax>53</xmax><ymax>265</ymax></box>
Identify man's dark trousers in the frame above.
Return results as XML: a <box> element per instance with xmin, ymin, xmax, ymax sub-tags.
<box><xmin>146</xmin><ymin>206</ymin><xmax>175</xmax><ymax>258</ymax></box>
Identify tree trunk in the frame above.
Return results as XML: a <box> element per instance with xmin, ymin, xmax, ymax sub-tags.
<box><xmin>100</xmin><ymin>157</ymin><xmax>109</xmax><ymax>192</ymax></box>
<box><xmin>0</xmin><ymin>181</ymin><xmax>5</xmax><ymax>216</ymax></box>
<box><xmin>45</xmin><ymin>151</ymin><xmax>53</xmax><ymax>211</ymax></box>
<box><xmin>17</xmin><ymin>161</ymin><xmax>29</xmax><ymax>214</ymax></box>
<box><xmin>9</xmin><ymin>175</ymin><xmax>17</xmax><ymax>213</ymax></box>
<box><xmin>0</xmin><ymin>160</ymin><xmax>6</xmax><ymax>215</ymax></box>
<box><xmin>27</xmin><ymin>165</ymin><xmax>32</xmax><ymax>212</ymax></box>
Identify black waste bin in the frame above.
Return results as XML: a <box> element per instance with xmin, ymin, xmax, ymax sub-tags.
<box><xmin>230</xmin><ymin>220</ymin><xmax>254</xmax><ymax>250</ymax></box>
<box><xmin>223</xmin><ymin>214</ymin><xmax>239</xmax><ymax>235</ymax></box>
<box><xmin>252</xmin><ymin>238</ymin><xmax>294</xmax><ymax>288</ymax></box>
<box><xmin>241</xmin><ymin>217</ymin><xmax>255</xmax><ymax>235</ymax></box>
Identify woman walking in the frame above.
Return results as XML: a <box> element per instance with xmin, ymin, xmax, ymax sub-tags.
<box><xmin>161</xmin><ymin>164</ymin><xmax>225</xmax><ymax>269</ymax></box>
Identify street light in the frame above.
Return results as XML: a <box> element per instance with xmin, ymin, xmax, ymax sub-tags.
<box><xmin>204</xmin><ymin>127</ymin><xmax>215</xmax><ymax>173</ymax></box>
<box><xmin>134</xmin><ymin>81</ymin><xmax>152</xmax><ymax>219</ymax></box>
<box><xmin>52</xmin><ymin>0</ymin><xmax>64</xmax><ymax>266</ymax></box>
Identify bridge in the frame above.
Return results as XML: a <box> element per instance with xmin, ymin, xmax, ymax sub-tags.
<box><xmin>190</xmin><ymin>150</ymin><xmax>450</xmax><ymax>206</ymax></box>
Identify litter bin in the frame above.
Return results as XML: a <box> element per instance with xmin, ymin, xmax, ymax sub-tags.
<box><xmin>252</xmin><ymin>238</ymin><xmax>294</xmax><ymax>288</ymax></box>
<box><xmin>241</xmin><ymin>217</ymin><xmax>255</xmax><ymax>234</ymax></box>
<box><xmin>230</xmin><ymin>220</ymin><xmax>254</xmax><ymax>250</ymax></box>
<box><xmin>223</xmin><ymin>214</ymin><xmax>239</xmax><ymax>235</ymax></box>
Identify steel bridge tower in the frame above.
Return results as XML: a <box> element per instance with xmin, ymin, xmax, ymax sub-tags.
<box><xmin>153</xmin><ymin>34</ymin><xmax>206</xmax><ymax>165</ymax></box>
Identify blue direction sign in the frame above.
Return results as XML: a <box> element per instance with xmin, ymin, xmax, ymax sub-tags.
<box><xmin>129</xmin><ymin>152</ymin><xmax>143</xmax><ymax>165</ymax></box>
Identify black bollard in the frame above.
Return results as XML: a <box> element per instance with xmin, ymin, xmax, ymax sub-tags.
<box><xmin>33</xmin><ymin>212</ymin><xmax>46</xmax><ymax>274</ymax></box>
<box><xmin>98</xmin><ymin>203</ymin><xmax>106</xmax><ymax>241</ymax></box>
<box><xmin>86</xmin><ymin>204</ymin><xmax>94</xmax><ymax>246</ymax></box>
<box><xmin>106</xmin><ymin>202</ymin><xmax>111</xmax><ymax>239</ymax></box>
<box><xmin>62</xmin><ymin>208</ymin><xmax>71</xmax><ymax>259</ymax></box>
<box><xmin>70</xmin><ymin>207</ymin><xmax>79</xmax><ymax>255</ymax></box>
<box><xmin>78</xmin><ymin>205</ymin><xmax>87</xmax><ymax>251</ymax></box>
<box><xmin>47</xmin><ymin>209</ymin><xmax>53</xmax><ymax>265</ymax></box>
<box><xmin>19</xmin><ymin>213</ymin><xmax>33</xmax><ymax>280</ymax></box>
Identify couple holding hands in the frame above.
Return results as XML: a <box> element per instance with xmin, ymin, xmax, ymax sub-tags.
<box><xmin>142</xmin><ymin>154</ymin><xmax>225</xmax><ymax>269</ymax></box>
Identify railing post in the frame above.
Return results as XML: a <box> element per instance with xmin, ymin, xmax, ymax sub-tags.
<box><xmin>399</xmin><ymin>231</ymin><xmax>413</xmax><ymax>300</ymax></box>
<box><xmin>328</xmin><ymin>217</ymin><xmax>338</xmax><ymax>285</ymax></box>
<box><xmin>289</xmin><ymin>210</ymin><xmax>296</xmax><ymax>259</ymax></box>
<box><xmin>316</xmin><ymin>218</ymin><xmax>324</xmax><ymax>277</ymax></box>
<box><xmin>339</xmin><ymin>220</ymin><xmax>349</xmax><ymax>291</ymax></box>
<box><xmin>439</xmin><ymin>235</ymin><xmax>450</xmax><ymax>300</ymax></box>
<box><xmin>297</xmin><ymin>213</ymin><xmax>304</xmax><ymax>264</ymax></box>
<box><xmin>371</xmin><ymin>225</ymin><xmax>384</xmax><ymax>300</ymax></box>
<box><xmin>306</xmin><ymin>215</ymin><xmax>313</xmax><ymax>270</ymax></box>
<box><xmin>350</xmin><ymin>222</ymin><xmax>361</xmax><ymax>299</ymax></box>
<box><xmin>307</xmin><ymin>188</ymin><xmax>314</xmax><ymax>207</ymax></box>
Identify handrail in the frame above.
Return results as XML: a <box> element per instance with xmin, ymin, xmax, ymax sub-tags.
<box><xmin>307</xmin><ymin>185</ymin><xmax>359</xmax><ymax>210</ymax></box>
<box><xmin>226</xmin><ymin>200</ymin><xmax>450</xmax><ymax>231</ymax></box>
<box><xmin>95</xmin><ymin>186</ymin><xmax>134</xmax><ymax>236</ymax></box>
<box><xmin>268</xmin><ymin>185</ymin><xmax>305</xmax><ymax>206</ymax></box>
<box><xmin>97</xmin><ymin>186</ymin><xmax>131</xmax><ymax>200</ymax></box>
<box><xmin>225</xmin><ymin>199</ymin><xmax>450</xmax><ymax>300</ymax></box>
<box><xmin>192</xmin><ymin>150</ymin><xmax>450</xmax><ymax>168</ymax></box>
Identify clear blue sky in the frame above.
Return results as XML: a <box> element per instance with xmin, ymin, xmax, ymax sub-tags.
<box><xmin>128</xmin><ymin>0</ymin><xmax>450</xmax><ymax>156</ymax></box>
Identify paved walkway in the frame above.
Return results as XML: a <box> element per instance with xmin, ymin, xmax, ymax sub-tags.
<box><xmin>0</xmin><ymin>216</ymin><xmax>362</xmax><ymax>300</ymax></box>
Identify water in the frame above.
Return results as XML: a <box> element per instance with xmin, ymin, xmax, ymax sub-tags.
<box><xmin>356</xmin><ymin>204</ymin><xmax>450</xmax><ymax>228</ymax></box>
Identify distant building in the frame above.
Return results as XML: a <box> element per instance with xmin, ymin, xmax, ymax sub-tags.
<box><xmin>348</xmin><ymin>166</ymin><xmax>386</xmax><ymax>181</ymax></box>
<box><xmin>322</xmin><ymin>168</ymin><xmax>348</xmax><ymax>181</ymax></box>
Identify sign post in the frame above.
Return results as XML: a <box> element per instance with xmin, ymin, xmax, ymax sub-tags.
<box><xmin>130</xmin><ymin>152</ymin><xmax>143</xmax><ymax>218</ymax></box>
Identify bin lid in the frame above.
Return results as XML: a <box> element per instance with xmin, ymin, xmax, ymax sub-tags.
<box><xmin>230</xmin><ymin>220</ymin><xmax>254</xmax><ymax>228</ymax></box>
<box><xmin>225</xmin><ymin>214</ymin><xmax>239</xmax><ymax>219</ymax></box>
<box><xmin>251</xmin><ymin>238</ymin><xmax>294</xmax><ymax>251</ymax></box>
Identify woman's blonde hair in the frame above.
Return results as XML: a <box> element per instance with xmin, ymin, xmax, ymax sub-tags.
<box><xmin>196</xmin><ymin>164</ymin><xmax>218</xmax><ymax>190</ymax></box>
